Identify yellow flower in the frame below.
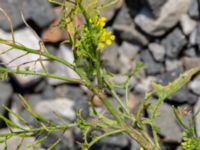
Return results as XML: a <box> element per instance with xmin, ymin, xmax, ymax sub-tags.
<box><xmin>98</xmin><ymin>42</ymin><xmax>105</xmax><ymax>49</ymax></box>
<box><xmin>89</xmin><ymin>17</ymin><xmax>115</xmax><ymax>49</ymax></box>
<box><xmin>139</xmin><ymin>147</ymin><xmax>144</xmax><ymax>150</ymax></box>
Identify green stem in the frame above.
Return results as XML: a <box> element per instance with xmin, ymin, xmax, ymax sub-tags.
<box><xmin>0</xmin><ymin>67</ymin><xmax>82</xmax><ymax>84</ymax></box>
<box><xmin>98</xmin><ymin>92</ymin><xmax>123</xmax><ymax>124</ymax></box>
<box><xmin>0</xmin><ymin>38</ymin><xmax>74</xmax><ymax>70</ymax></box>
<box><xmin>124</xmin><ymin>125</ymin><xmax>155</xmax><ymax>150</ymax></box>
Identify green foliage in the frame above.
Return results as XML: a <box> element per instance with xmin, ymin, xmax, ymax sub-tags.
<box><xmin>0</xmin><ymin>0</ymin><xmax>199</xmax><ymax>150</ymax></box>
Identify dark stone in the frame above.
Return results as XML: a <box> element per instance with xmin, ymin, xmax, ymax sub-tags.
<box><xmin>157</xmin><ymin>67</ymin><xmax>183</xmax><ymax>86</ymax></box>
<box><xmin>102</xmin><ymin>42</ymin><xmax>121</xmax><ymax>73</ymax></box>
<box><xmin>143</xmin><ymin>0</ymin><xmax>167</xmax><ymax>17</ymax></box>
<box><xmin>161</xmin><ymin>28</ymin><xmax>187</xmax><ymax>59</ymax></box>
<box><xmin>41</xmin><ymin>84</ymin><xmax>56</xmax><ymax>99</ymax></box>
<box><xmin>27</xmin><ymin>0</ymin><xmax>55</xmax><ymax>28</ymax></box>
<box><xmin>0</xmin><ymin>0</ymin><xmax>55</xmax><ymax>31</ymax></box>
<box><xmin>91</xmin><ymin>134</ymin><xmax>130</xmax><ymax>150</ymax></box>
<box><xmin>125</xmin><ymin>0</ymin><xmax>144</xmax><ymax>17</ymax></box>
<box><xmin>55</xmin><ymin>85</ymin><xmax>85</xmax><ymax>101</ymax></box>
<box><xmin>140</xmin><ymin>50</ymin><xmax>164</xmax><ymax>75</ymax></box>
<box><xmin>183</xmin><ymin>47</ymin><xmax>197</xmax><ymax>57</ymax></box>
<box><xmin>196</xmin><ymin>23</ymin><xmax>200</xmax><ymax>47</ymax></box>
<box><xmin>188</xmin><ymin>0</ymin><xmax>200</xmax><ymax>19</ymax></box>
<box><xmin>0</xmin><ymin>82</ymin><xmax>13</xmax><ymax>122</ymax></box>
<box><xmin>0</xmin><ymin>0</ymin><xmax>28</xmax><ymax>31</ymax></box>
<box><xmin>113</xmin><ymin>5</ymin><xmax>148</xmax><ymax>46</ymax></box>
<box><xmin>167</xmin><ymin>88</ymin><xmax>198</xmax><ymax>105</ymax></box>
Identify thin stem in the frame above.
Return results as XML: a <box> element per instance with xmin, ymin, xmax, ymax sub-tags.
<box><xmin>0</xmin><ymin>67</ymin><xmax>82</xmax><ymax>84</ymax></box>
<box><xmin>124</xmin><ymin>124</ymin><xmax>155</xmax><ymax>150</ymax></box>
<box><xmin>0</xmin><ymin>38</ymin><xmax>74</xmax><ymax>70</ymax></box>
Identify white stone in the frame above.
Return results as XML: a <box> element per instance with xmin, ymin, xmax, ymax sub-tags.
<box><xmin>34</xmin><ymin>98</ymin><xmax>76</xmax><ymax>122</ymax></box>
<box><xmin>188</xmin><ymin>74</ymin><xmax>200</xmax><ymax>95</ymax></box>
<box><xmin>180</xmin><ymin>14</ymin><xmax>197</xmax><ymax>35</ymax></box>
<box><xmin>135</xmin><ymin>0</ymin><xmax>192</xmax><ymax>36</ymax></box>
<box><xmin>148</xmin><ymin>43</ymin><xmax>165</xmax><ymax>62</ymax></box>
<box><xmin>0</xmin><ymin>28</ymin><xmax>48</xmax><ymax>84</ymax></box>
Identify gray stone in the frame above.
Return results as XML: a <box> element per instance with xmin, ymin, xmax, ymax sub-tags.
<box><xmin>194</xmin><ymin>98</ymin><xmax>200</xmax><ymax>136</ymax></box>
<box><xmin>189</xmin><ymin>28</ymin><xmax>197</xmax><ymax>45</ymax></box>
<box><xmin>134</xmin><ymin>0</ymin><xmax>192</xmax><ymax>36</ymax></box>
<box><xmin>183</xmin><ymin>47</ymin><xmax>196</xmax><ymax>57</ymax></box>
<box><xmin>195</xmin><ymin>23</ymin><xmax>200</xmax><ymax>46</ymax></box>
<box><xmin>118</xmin><ymin>42</ymin><xmax>140</xmax><ymax>73</ymax></box>
<box><xmin>113</xmin><ymin>5</ymin><xmax>148</xmax><ymax>46</ymax></box>
<box><xmin>143</xmin><ymin>0</ymin><xmax>167</xmax><ymax>17</ymax></box>
<box><xmin>157</xmin><ymin>67</ymin><xmax>183</xmax><ymax>86</ymax></box>
<box><xmin>102</xmin><ymin>42</ymin><xmax>121</xmax><ymax>73</ymax></box>
<box><xmin>134</xmin><ymin>76</ymin><xmax>157</xmax><ymax>94</ymax></box>
<box><xmin>180</xmin><ymin>14</ymin><xmax>197</xmax><ymax>35</ymax></box>
<box><xmin>34</xmin><ymin>98</ymin><xmax>76</xmax><ymax>123</ymax></box>
<box><xmin>97</xmin><ymin>134</ymin><xmax>130</xmax><ymax>149</ymax></box>
<box><xmin>167</xmin><ymin>87</ymin><xmax>198</xmax><ymax>105</ymax></box>
<box><xmin>47</xmin><ymin>45</ymin><xmax>79</xmax><ymax>85</ymax></box>
<box><xmin>26</xmin><ymin>0</ymin><xmax>55</xmax><ymax>28</ymax></box>
<box><xmin>0</xmin><ymin>82</ymin><xmax>13</xmax><ymax>115</ymax></box>
<box><xmin>161</xmin><ymin>28</ymin><xmax>187</xmax><ymax>59</ymax></box>
<box><xmin>101</xmin><ymin>0</ymin><xmax>123</xmax><ymax>21</ymax></box>
<box><xmin>188</xmin><ymin>74</ymin><xmax>200</xmax><ymax>95</ymax></box>
<box><xmin>148</xmin><ymin>43</ymin><xmax>165</xmax><ymax>62</ymax></box>
<box><xmin>165</xmin><ymin>59</ymin><xmax>182</xmax><ymax>71</ymax></box>
<box><xmin>140</xmin><ymin>50</ymin><xmax>164</xmax><ymax>75</ymax></box>
<box><xmin>119</xmin><ymin>42</ymin><xmax>140</xmax><ymax>59</ymax></box>
<box><xmin>188</xmin><ymin>0</ymin><xmax>199</xmax><ymax>19</ymax></box>
<box><xmin>151</xmin><ymin>100</ymin><xmax>182</xmax><ymax>141</ymax></box>
<box><xmin>0</xmin><ymin>0</ymin><xmax>55</xmax><ymax>31</ymax></box>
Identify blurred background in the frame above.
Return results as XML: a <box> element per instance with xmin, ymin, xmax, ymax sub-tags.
<box><xmin>0</xmin><ymin>0</ymin><xmax>200</xmax><ymax>149</ymax></box>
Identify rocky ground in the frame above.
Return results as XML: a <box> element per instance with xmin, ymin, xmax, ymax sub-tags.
<box><xmin>0</xmin><ymin>0</ymin><xmax>200</xmax><ymax>150</ymax></box>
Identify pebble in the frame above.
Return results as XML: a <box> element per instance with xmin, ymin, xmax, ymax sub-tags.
<box><xmin>113</xmin><ymin>5</ymin><xmax>148</xmax><ymax>46</ymax></box>
<box><xmin>34</xmin><ymin>98</ymin><xmax>75</xmax><ymax>123</ymax></box>
<box><xmin>148</xmin><ymin>43</ymin><xmax>165</xmax><ymax>62</ymax></box>
<box><xmin>0</xmin><ymin>82</ymin><xmax>13</xmax><ymax>115</ymax></box>
<box><xmin>142</xmin><ymin>0</ymin><xmax>167</xmax><ymax>17</ymax></box>
<box><xmin>180</xmin><ymin>14</ymin><xmax>197</xmax><ymax>35</ymax></box>
<box><xmin>140</xmin><ymin>50</ymin><xmax>164</xmax><ymax>75</ymax></box>
<box><xmin>188</xmin><ymin>0</ymin><xmax>200</xmax><ymax>19</ymax></box>
<box><xmin>134</xmin><ymin>0</ymin><xmax>192</xmax><ymax>36</ymax></box>
<box><xmin>161</xmin><ymin>28</ymin><xmax>187</xmax><ymax>59</ymax></box>
<box><xmin>47</xmin><ymin>45</ymin><xmax>79</xmax><ymax>85</ymax></box>
<box><xmin>188</xmin><ymin>74</ymin><xmax>200</xmax><ymax>95</ymax></box>
<box><xmin>0</xmin><ymin>0</ymin><xmax>55</xmax><ymax>31</ymax></box>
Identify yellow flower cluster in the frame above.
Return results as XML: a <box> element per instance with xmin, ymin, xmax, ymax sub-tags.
<box><xmin>90</xmin><ymin>17</ymin><xmax>115</xmax><ymax>49</ymax></box>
